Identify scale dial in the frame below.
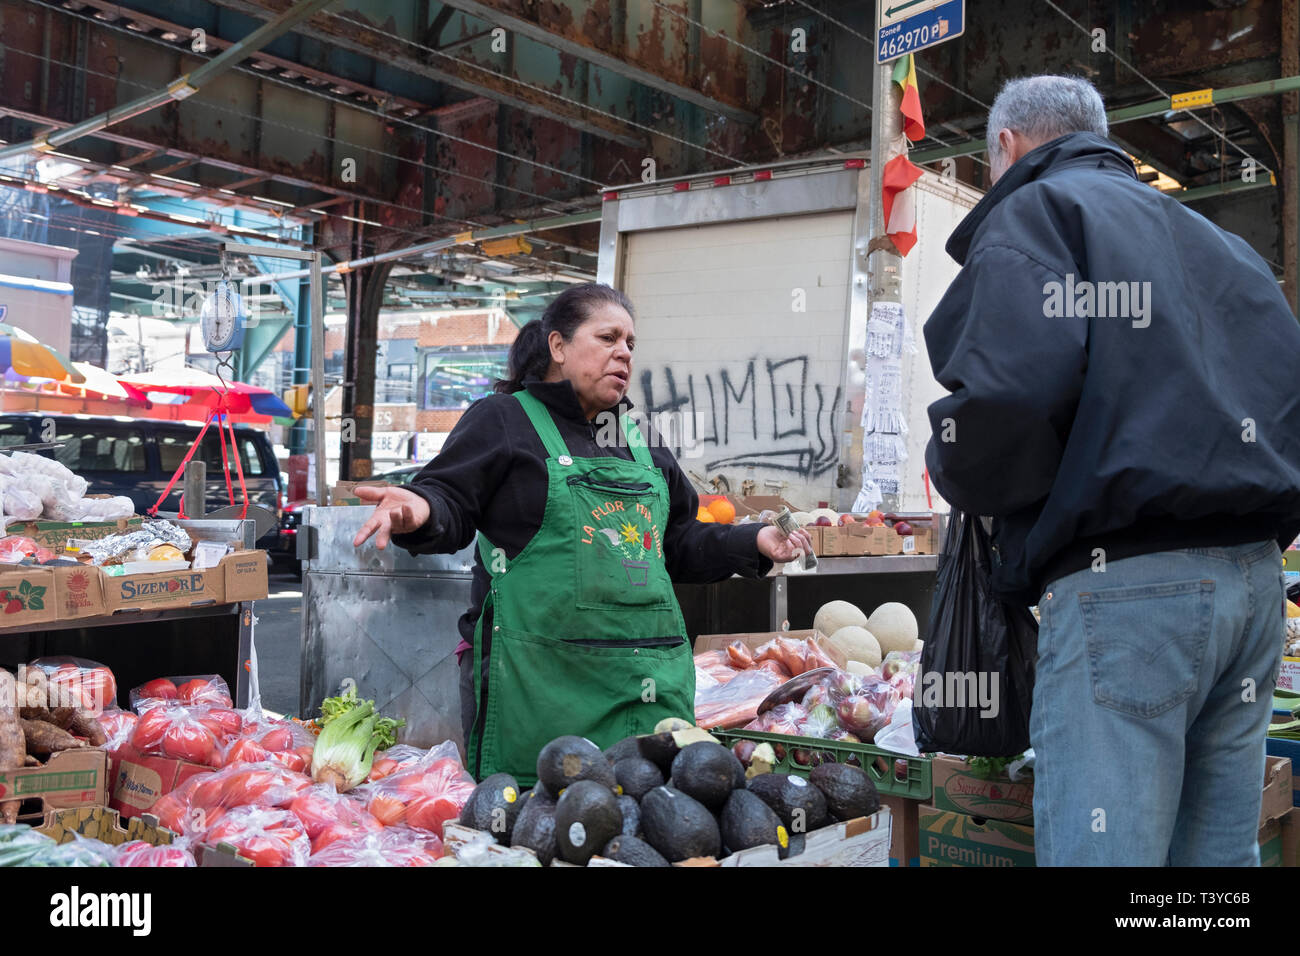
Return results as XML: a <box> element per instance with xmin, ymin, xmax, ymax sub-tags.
<box><xmin>200</xmin><ymin>279</ymin><xmax>247</xmax><ymax>352</ymax></box>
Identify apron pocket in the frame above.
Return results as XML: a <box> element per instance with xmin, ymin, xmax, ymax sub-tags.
<box><xmin>567</xmin><ymin>474</ymin><xmax>675</xmax><ymax>611</ymax></box>
<box><xmin>483</xmin><ymin>626</ymin><xmax>695</xmax><ymax>783</ymax></box>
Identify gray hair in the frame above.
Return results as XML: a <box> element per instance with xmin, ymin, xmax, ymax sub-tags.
<box><xmin>986</xmin><ymin>75</ymin><xmax>1108</xmax><ymax>161</ymax></box>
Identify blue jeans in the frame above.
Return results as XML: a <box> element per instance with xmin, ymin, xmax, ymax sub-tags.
<box><xmin>1031</xmin><ymin>541</ymin><xmax>1284</xmax><ymax>866</ymax></box>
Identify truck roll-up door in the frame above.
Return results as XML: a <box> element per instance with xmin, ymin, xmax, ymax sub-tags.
<box><xmin>623</xmin><ymin>211</ymin><xmax>854</xmax><ymax>506</ymax></box>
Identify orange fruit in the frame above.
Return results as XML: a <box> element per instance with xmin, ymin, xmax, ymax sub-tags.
<box><xmin>707</xmin><ymin>499</ymin><xmax>736</xmax><ymax>524</ymax></box>
<box><xmin>696</xmin><ymin>506</ymin><xmax>716</xmax><ymax>523</ymax></box>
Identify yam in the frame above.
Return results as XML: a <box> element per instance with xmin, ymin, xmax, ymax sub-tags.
<box><xmin>20</xmin><ymin>718</ymin><xmax>86</xmax><ymax>755</ymax></box>
<box><xmin>69</xmin><ymin>710</ymin><xmax>107</xmax><ymax>747</ymax></box>
<box><xmin>0</xmin><ymin>671</ymin><xmax>25</xmax><ymax>824</ymax></box>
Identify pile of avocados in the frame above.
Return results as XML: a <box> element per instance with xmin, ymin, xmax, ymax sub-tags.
<box><xmin>459</xmin><ymin>718</ymin><xmax>881</xmax><ymax>866</ymax></box>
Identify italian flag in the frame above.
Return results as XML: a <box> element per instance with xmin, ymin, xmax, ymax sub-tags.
<box><xmin>892</xmin><ymin>54</ymin><xmax>925</xmax><ymax>142</ymax></box>
<box><xmin>882</xmin><ymin>154</ymin><xmax>924</xmax><ymax>256</ymax></box>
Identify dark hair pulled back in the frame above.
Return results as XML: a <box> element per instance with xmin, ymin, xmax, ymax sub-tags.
<box><xmin>494</xmin><ymin>282</ymin><xmax>634</xmax><ymax>394</ymax></box>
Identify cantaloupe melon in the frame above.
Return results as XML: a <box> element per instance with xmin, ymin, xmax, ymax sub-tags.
<box><xmin>867</xmin><ymin>602</ymin><xmax>919</xmax><ymax>656</ymax></box>
<box><xmin>826</xmin><ymin>626</ymin><xmax>881</xmax><ymax>669</ymax></box>
<box><xmin>809</xmin><ymin>508</ymin><xmax>839</xmax><ymax>524</ymax></box>
<box><xmin>813</xmin><ymin>600</ymin><xmax>867</xmax><ymax>639</ymax></box>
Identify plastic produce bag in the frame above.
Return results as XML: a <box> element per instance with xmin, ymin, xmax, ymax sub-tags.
<box><xmin>113</xmin><ymin>840</ymin><xmax>196</xmax><ymax>867</ymax></box>
<box><xmin>95</xmin><ymin>709</ymin><xmax>138</xmax><ymax>750</ymax></box>
<box><xmin>23</xmin><ymin>656</ymin><xmax>117</xmax><ymax>711</ymax></box>
<box><xmin>874</xmin><ymin>698</ymin><xmax>920</xmax><ymax>757</ymax></box>
<box><xmin>307</xmin><ymin>826</ymin><xmax>444</xmax><ymax>867</ymax></box>
<box><xmin>129</xmin><ymin>706</ymin><xmax>221</xmax><ymax>765</ymax></box>
<box><xmin>287</xmin><ymin>784</ymin><xmax>382</xmax><ymax>852</ymax></box>
<box><xmin>130</xmin><ymin>674</ymin><xmax>232</xmax><ymax>712</ymax></box>
<box><xmin>203</xmin><ymin>805</ymin><xmax>310</xmax><ymax>867</ymax></box>
<box><xmin>358</xmin><ymin>742</ymin><xmax>476</xmax><ymax>837</ymax></box>
<box><xmin>694</xmin><ymin>667</ymin><xmax>784</xmax><ymax>729</ymax></box>
<box><xmin>913</xmin><ymin>511</ymin><xmax>1037</xmax><ymax>757</ymax></box>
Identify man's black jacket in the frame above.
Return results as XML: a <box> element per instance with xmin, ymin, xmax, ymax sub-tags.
<box><xmin>393</xmin><ymin>377</ymin><xmax>771</xmax><ymax>647</ymax></box>
<box><xmin>924</xmin><ymin>132</ymin><xmax>1300</xmax><ymax>603</ymax></box>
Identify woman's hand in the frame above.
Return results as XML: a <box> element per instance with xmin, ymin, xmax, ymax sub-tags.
<box><xmin>756</xmin><ymin>524</ymin><xmax>814</xmax><ymax>565</ymax></box>
<box><xmin>352</xmin><ymin>485</ymin><xmax>432</xmax><ymax>549</ymax></box>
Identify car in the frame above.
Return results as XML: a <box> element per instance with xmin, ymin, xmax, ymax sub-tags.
<box><xmin>0</xmin><ymin>412</ymin><xmax>283</xmax><ymax>552</ymax></box>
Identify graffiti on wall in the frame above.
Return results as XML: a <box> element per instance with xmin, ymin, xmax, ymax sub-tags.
<box><xmin>638</xmin><ymin>355</ymin><xmax>842</xmax><ymax>479</ymax></box>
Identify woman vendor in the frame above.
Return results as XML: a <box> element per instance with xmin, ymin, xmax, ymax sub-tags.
<box><xmin>353</xmin><ymin>283</ymin><xmax>812</xmax><ymax>783</ymax></box>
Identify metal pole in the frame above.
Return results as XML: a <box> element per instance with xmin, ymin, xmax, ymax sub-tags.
<box><xmin>310</xmin><ymin>251</ymin><xmax>329</xmax><ymax>506</ymax></box>
<box><xmin>183</xmin><ymin>459</ymin><xmax>207</xmax><ymax>517</ymax></box>
<box><xmin>866</xmin><ymin>60</ymin><xmax>905</xmax><ymax>513</ymax></box>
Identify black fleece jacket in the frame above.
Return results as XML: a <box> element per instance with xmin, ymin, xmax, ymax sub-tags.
<box><xmin>392</xmin><ymin>377</ymin><xmax>773</xmax><ymax>646</ymax></box>
<box><xmin>924</xmin><ymin>132</ymin><xmax>1300</xmax><ymax>603</ymax></box>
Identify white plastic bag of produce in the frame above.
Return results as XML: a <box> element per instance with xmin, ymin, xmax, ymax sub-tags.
<box><xmin>873</xmin><ymin>698</ymin><xmax>920</xmax><ymax>757</ymax></box>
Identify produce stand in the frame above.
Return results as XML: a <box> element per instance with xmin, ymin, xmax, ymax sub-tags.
<box><xmin>676</xmin><ymin>543</ymin><xmax>943</xmax><ymax>637</ymax></box>
<box><xmin>296</xmin><ymin>504</ymin><xmax>476</xmax><ymax>752</ymax></box>
<box><xmin>0</xmin><ymin>519</ymin><xmax>261</xmax><ymax>708</ymax></box>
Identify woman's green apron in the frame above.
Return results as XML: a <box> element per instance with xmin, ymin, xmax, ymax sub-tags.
<box><xmin>468</xmin><ymin>391</ymin><xmax>696</xmax><ymax>784</ymax></box>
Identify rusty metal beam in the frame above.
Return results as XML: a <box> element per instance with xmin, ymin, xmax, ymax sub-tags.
<box><xmin>436</xmin><ymin>0</ymin><xmax>758</xmax><ymax>123</ymax></box>
<box><xmin>69</xmin><ymin>0</ymin><xmax>431</xmax><ymax>115</ymax></box>
<box><xmin>200</xmin><ymin>0</ymin><xmax>647</xmax><ymax>148</ymax></box>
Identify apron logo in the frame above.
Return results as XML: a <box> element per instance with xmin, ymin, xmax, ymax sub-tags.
<box><xmin>580</xmin><ymin>500</ymin><xmax>663</xmax><ymax>586</ymax></box>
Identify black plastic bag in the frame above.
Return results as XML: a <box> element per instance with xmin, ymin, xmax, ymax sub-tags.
<box><xmin>913</xmin><ymin>512</ymin><xmax>1037</xmax><ymax>756</ymax></box>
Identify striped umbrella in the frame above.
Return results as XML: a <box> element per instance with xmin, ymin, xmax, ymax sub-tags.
<box><xmin>0</xmin><ymin>323</ymin><xmax>84</xmax><ymax>383</ymax></box>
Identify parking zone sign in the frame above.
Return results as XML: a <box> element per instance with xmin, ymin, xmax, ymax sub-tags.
<box><xmin>877</xmin><ymin>0</ymin><xmax>965</xmax><ymax>64</ymax></box>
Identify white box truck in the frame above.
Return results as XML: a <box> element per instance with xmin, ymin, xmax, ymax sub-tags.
<box><xmin>597</xmin><ymin>158</ymin><xmax>982</xmax><ymax>514</ymax></box>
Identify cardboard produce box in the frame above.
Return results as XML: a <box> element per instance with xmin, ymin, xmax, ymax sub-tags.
<box><xmin>108</xmin><ymin>744</ymin><xmax>215</xmax><ymax>820</ymax></box>
<box><xmin>929</xmin><ymin>754</ymin><xmax>1035</xmax><ymax>825</ymax></box>
<box><xmin>881</xmin><ymin>793</ymin><xmax>921</xmax><ymax>866</ymax></box>
<box><xmin>0</xmin><ymin>566</ymin><xmax>55</xmax><ymax>625</ymax></box>
<box><xmin>1279</xmin><ymin>807</ymin><xmax>1300</xmax><ymax>867</ymax></box>
<box><xmin>52</xmin><ymin>564</ymin><xmax>104</xmax><ymax>620</ymax></box>
<box><xmin>1261</xmin><ymin>756</ymin><xmax>1292</xmax><ymax>827</ymax></box>
<box><xmin>101</xmin><ymin>549</ymin><xmax>268</xmax><ymax>613</ymax></box>
<box><xmin>919</xmin><ymin>805</ymin><xmax>1036</xmax><ymax>867</ymax></box>
<box><xmin>446</xmin><ymin>809</ymin><xmax>891</xmax><ymax>867</ymax></box>
<box><xmin>1279</xmin><ymin>657</ymin><xmax>1300</xmax><ymax>692</ymax></box>
<box><xmin>695</xmin><ymin>629</ymin><xmax>817</xmax><ymax>654</ymax></box>
<box><xmin>9</xmin><ymin>516</ymin><xmax>143</xmax><ymax>552</ymax></box>
<box><xmin>36</xmin><ymin>804</ymin><xmax>175</xmax><ymax>847</ymax></box>
<box><xmin>0</xmin><ymin>749</ymin><xmax>109</xmax><ymax>823</ymax></box>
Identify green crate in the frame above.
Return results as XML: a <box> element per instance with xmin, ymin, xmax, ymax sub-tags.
<box><xmin>711</xmin><ymin>727</ymin><xmax>932</xmax><ymax>800</ymax></box>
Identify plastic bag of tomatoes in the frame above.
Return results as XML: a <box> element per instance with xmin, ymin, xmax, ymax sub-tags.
<box><xmin>127</xmin><ymin>704</ymin><xmax>249</xmax><ymax>766</ymax></box>
<box><xmin>287</xmin><ymin>784</ymin><xmax>383</xmax><ymax>854</ymax></box>
<box><xmin>307</xmin><ymin>825</ymin><xmax>444</xmax><ymax>867</ymax></box>
<box><xmin>112</xmin><ymin>840</ymin><xmax>196</xmax><ymax>867</ymax></box>
<box><xmin>129</xmin><ymin>674</ymin><xmax>233</xmax><ymax>712</ymax></box>
<box><xmin>150</xmin><ymin>761</ymin><xmax>313</xmax><ymax>837</ymax></box>
<box><xmin>23</xmin><ymin>656</ymin><xmax>117</xmax><ymax>711</ymax></box>
<box><xmin>356</xmin><ymin>741</ymin><xmax>476</xmax><ymax>838</ymax></box>
<box><xmin>201</xmin><ymin>806</ymin><xmax>311</xmax><ymax>867</ymax></box>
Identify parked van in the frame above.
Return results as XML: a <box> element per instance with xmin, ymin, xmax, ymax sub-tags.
<box><xmin>0</xmin><ymin>412</ymin><xmax>282</xmax><ymax>550</ymax></box>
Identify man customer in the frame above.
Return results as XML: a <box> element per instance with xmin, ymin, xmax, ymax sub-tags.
<box><xmin>923</xmin><ymin>74</ymin><xmax>1300</xmax><ymax>865</ymax></box>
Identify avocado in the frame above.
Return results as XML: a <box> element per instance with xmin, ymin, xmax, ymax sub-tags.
<box><xmin>537</xmin><ymin>735</ymin><xmax>618</xmax><ymax>794</ymax></box>
<box><xmin>613</xmin><ymin>757</ymin><xmax>664</xmax><ymax>801</ymax></box>
<box><xmin>555</xmin><ymin>779</ymin><xmax>625</xmax><ymax>865</ymax></box>
<box><xmin>747</xmin><ymin>772</ymin><xmax>829</xmax><ymax>833</ymax></box>
<box><xmin>670</xmin><ymin>741</ymin><xmax>745</xmax><ymax>810</ymax></box>
<box><xmin>464</xmin><ymin>772</ymin><xmax>523</xmax><ymax>843</ymax></box>
<box><xmin>637</xmin><ymin>732</ymin><xmax>680</xmax><ymax>778</ymax></box>
<box><xmin>809</xmin><ymin>762</ymin><xmax>880</xmax><ymax>822</ymax></box>
<box><xmin>601</xmin><ymin>834</ymin><xmax>670</xmax><ymax>867</ymax></box>
<box><xmin>617</xmin><ymin>794</ymin><xmax>641</xmax><ymax>837</ymax></box>
<box><xmin>603</xmin><ymin>735</ymin><xmax>643</xmax><ymax>765</ymax></box>
<box><xmin>510</xmin><ymin>790</ymin><xmax>559</xmax><ymax>865</ymax></box>
<box><xmin>640</xmin><ymin>786</ymin><xmax>721</xmax><ymax>862</ymax></box>
<box><xmin>720</xmin><ymin>788</ymin><xmax>790</xmax><ymax>858</ymax></box>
